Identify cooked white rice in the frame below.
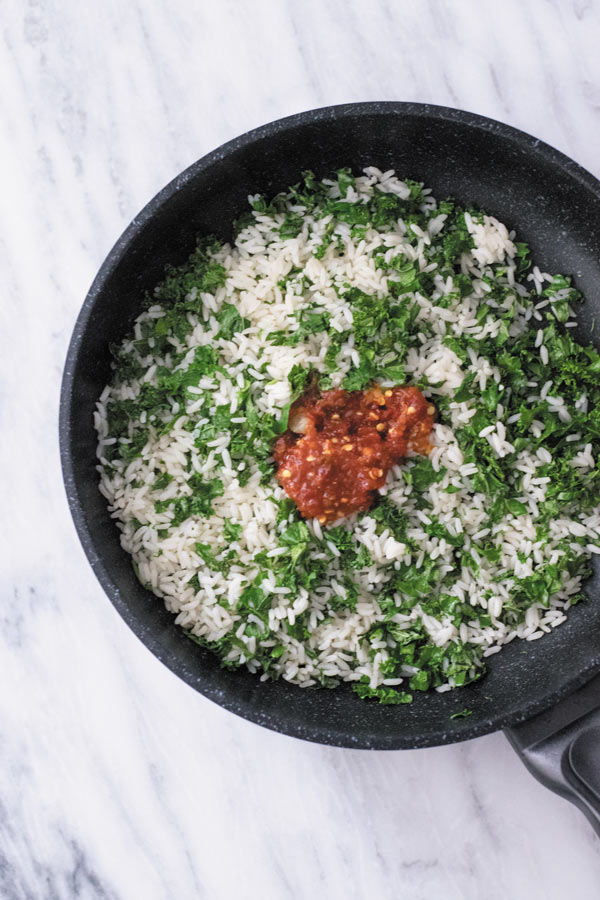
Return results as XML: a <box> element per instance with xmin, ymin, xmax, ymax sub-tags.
<box><xmin>94</xmin><ymin>167</ymin><xmax>600</xmax><ymax>703</ymax></box>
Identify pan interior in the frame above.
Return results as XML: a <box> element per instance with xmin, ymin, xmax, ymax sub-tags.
<box><xmin>61</xmin><ymin>104</ymin><xmax>600</xmax><ymax>748</ymax></box>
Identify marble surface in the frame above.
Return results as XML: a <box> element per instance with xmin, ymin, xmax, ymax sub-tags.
<box><xmin>4</xmin><ymin>0</ymin><xmax>600</xmax><ymax>896</ymax></box>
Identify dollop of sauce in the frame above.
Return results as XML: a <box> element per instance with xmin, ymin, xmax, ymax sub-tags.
<box><xmin>274</xmin><ymin>385</ymin><xmax>434</xmax><ymax>524</ymax></box>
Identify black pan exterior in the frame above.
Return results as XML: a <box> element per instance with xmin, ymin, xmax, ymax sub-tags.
<box><xmin>60</xmin><ymin>103</ymin><xmax>600</xmax><ymax>749</ymax></box>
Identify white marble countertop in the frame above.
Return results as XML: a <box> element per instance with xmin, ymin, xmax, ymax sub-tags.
<box><xmin>4</xmin><ymin>0</ymin><xmax>600</xmax><ymax>896</ymax></box>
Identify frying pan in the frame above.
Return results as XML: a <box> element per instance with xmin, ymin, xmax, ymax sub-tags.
<box><xmin>59</xmin><ymin>103</ymin><xmax>600</xmax><ymax>834</ymax></box>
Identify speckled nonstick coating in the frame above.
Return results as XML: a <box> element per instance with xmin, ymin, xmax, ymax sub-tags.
<box><xmin>60</xmin><ymin>102</ymin><xmax>600</xmax><ymax>749</ymax></box>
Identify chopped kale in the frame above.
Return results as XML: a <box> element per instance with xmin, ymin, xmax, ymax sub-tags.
<box><xmin>216</xmin><ymin>303</ymin><xmax>250</xmax><ymax>340</ymax></box>
<box><xmin>450</xmin><ymin>708</ymin><xmax>473</xmax><ymax>720</ymax></box>
<box><xmin>353</xmin><ymin>680</ymin><xmax>413</xmax><ymax>704</ymax></box>
<box><xmin>155</xmin><ymin>476</ymin><xmax>224</xmax><ymax>527</ymax></box>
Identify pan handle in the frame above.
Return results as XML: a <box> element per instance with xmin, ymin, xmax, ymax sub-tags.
<box><xmin>505</xmin><ymin>672</ymin><xmax>600</xmax><ymax>837</ymax></box>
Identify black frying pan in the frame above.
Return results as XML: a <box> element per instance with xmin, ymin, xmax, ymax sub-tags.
<box><xmin>59</xmin><ymin>103</ymin><xmax>600</xmax><ymax>833</ymax></box>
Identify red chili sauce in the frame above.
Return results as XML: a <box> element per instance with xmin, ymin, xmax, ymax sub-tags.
<box><xmin>274</xmin><ymin>385</ymin><xmax>434</xmax><ymax>524</ymax></box>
